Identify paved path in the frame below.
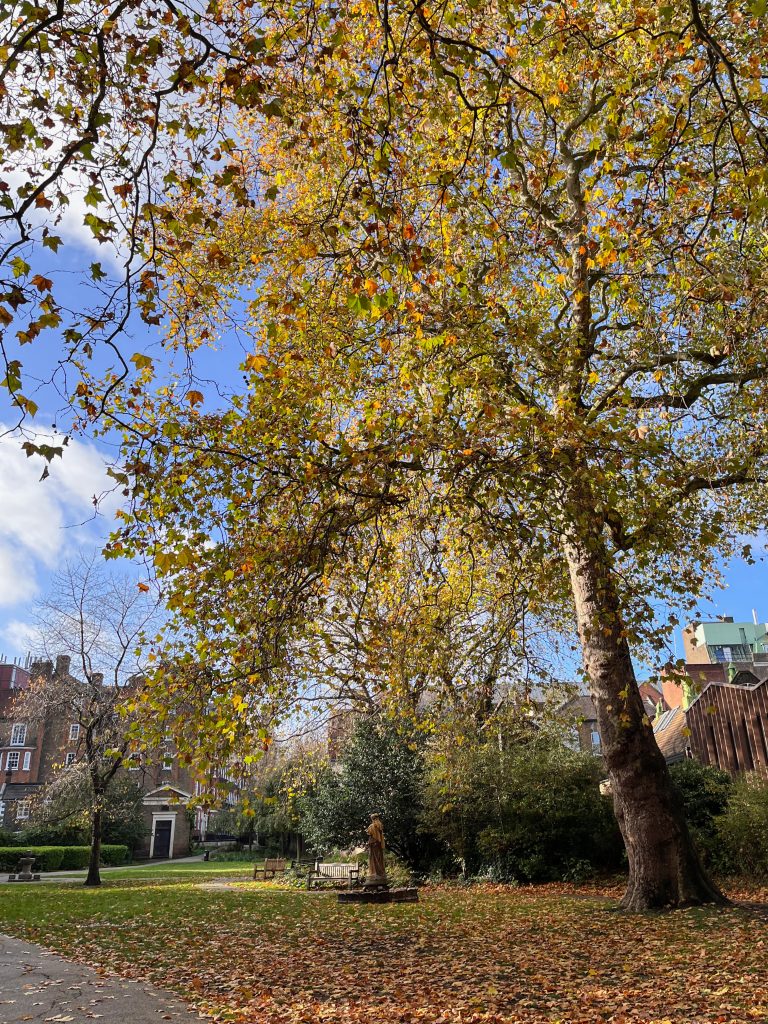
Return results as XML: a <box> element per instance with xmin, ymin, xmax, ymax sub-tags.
<box><xmin>0</xmin><ymin>934</ymin><xmax>209</xmax><ymax>1023</ymax></box>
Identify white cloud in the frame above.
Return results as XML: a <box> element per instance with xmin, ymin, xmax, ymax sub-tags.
<box><xmin>4</xmin><ymin>166</ymin><xmax>126</xmax><ymax>272</ymax></box>
<box><xmin>0</xmin><ymin>427</ymin><xmax>120</xmax><ymax>646</ymax></box>
<box><xmin>0</xmin><ymin>619</ymin><xmax>42</xmax><ymax>655</ymax></box>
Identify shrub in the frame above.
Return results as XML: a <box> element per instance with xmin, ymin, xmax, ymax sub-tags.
<box><xmin>713</xmin><ymin>775</ymin><xmax>768</xmax><ymax>877</ymax></box>
<box><xmin>56</xmin><ymin>847</ymin><xmax>92</xmax><ymax>870</ymax></box>
<box><xmin>0</xmin><ymin>828</ymin><xmax>14</xmax><ymax>847</ymax></box>
<box><xmin>100</xmin><ymin>844</ymin><xmax>130</xmax><ymax>866</ymax></box>
<box><xmin>423</xmin><ymin>732</ymin><xmax>623</xmax><ymax>882</ymax></box>
<box><xmin>15</xmin><ymin>823</ymin><xmax>88</xmax><ymax>847</ymax></box>
<box><xmin>668</xmin><ymin>759</ymin><xmax>733</xmax><ymax>866</ymax></box>
<box><xmin>669</xmin><ymin>759</ymin><xmax>733</xmax><ymax>831</ymax></box>
<box><xmin>209</xmin><ymin>849</ymin><xmax>259</xmax><ymax>862</ymax></box>
<box><xmin>0</xmin><ymin>846</ymin><xmax>66</xmax><ymax>871</ymax></box>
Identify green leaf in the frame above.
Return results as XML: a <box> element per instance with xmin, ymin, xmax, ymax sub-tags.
<box><xmin>10</xmin><ymin>257</ymin><xmax>30</xmax><ymax>278</ymax></box>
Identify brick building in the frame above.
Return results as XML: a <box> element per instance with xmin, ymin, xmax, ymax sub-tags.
<box><xmin>0</xmin><ymin>656</ymin><xmax>239</xmax><ymax>857</ymax></box>
<box><xmin>563</xmin><ymin>681</ymin><xmax>665</xmax><ymax>755</ymax></box>
<box><xmin>0</xmin><ymin>658</ymin><xmax>64</xmax><ymax>827</ymax></box>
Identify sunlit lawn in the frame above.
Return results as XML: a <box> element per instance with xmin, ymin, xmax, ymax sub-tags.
<box><xmin>1</xmin><ymin>872</ymin><xmax>766</xmax><ymax>1024</ymax></box>
<box><xmin>45</xmin><ymin>859</ymin><xmax>256</xmax><ymax>882</ymax></box>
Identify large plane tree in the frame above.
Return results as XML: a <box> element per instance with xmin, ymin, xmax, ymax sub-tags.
<box><xmin>4</xmin><ymin>2</ymin><xmax>768</xmax><ymax>909</ymax></box>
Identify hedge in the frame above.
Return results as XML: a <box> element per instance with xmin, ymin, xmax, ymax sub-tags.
<box><xmin>0</xmin><ymin>845</ymin><xmax>129</xmax><ymax>872</ymax></box>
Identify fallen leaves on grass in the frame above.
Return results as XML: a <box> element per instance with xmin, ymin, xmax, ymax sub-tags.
<box><xmin>2</xmin><ymin>880</ymin><xmax>767</xmax><ymax>1024</ymax></box>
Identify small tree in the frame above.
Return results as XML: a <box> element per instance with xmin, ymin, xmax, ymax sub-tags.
<box><xmin>22</xmin><ymin>765</ymin><xmax>146</xmax><ymax>850</ymax></box>
<box><xmin>299</xmin><ymin>716</ymin><xmax>437</xmax><ymax>871</ymax></box>
<box><xmin>16</xmin><ymin>555</ymin><xmax>157</xmax><ymax>885</ymax></box>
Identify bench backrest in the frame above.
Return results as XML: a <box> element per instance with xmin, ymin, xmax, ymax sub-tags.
<box><xmin>264</xmin><ymin>858</ymin><xmax>287</xmax><ymax>871</ymax></box>
<box><xmin>316</xmin><ymin>862</ymin><xmax>358</xmax><ymax>878</ymax></box>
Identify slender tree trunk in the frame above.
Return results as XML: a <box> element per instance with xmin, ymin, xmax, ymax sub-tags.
<box><xmin>85</xmin><ymin>799</ymin><xmax>103</xmax><ymax>887</ymax></box>
<box><xmin>562</xmin><ymin>519</ymin><xmax>726</xmax><ymax>910</ymax></box>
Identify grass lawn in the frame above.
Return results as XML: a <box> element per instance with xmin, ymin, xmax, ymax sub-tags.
<box><xmin>1</xmin><ymin>873</ymin><xmax>766</xmax><ymax>1024</ymax></box>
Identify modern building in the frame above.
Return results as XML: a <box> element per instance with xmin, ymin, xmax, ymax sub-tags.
<box><xmin>682</xmin><ymin>616</ymin><xmax>768</xmax><ymax>668</ymax></box>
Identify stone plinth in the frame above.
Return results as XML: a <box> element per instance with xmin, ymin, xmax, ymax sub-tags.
<box><xmin>338</xmin><ymin>887</ymin><xmax>419</xmax><ymax>904</ymax></box>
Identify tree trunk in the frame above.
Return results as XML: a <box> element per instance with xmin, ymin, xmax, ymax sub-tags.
<box><xmin>562</xmin><ymin>521</ymin><xmax>726</xmax><ymax>910</ymax></box>
<box><xmin>85</xmin><ymin>801</ymin><xmax>103</xmax><ymax>887</ymax></box>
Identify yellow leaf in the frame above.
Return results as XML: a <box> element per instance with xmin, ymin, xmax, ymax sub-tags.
<box><xmin>245</xmin><ymin>354</ymin><xmax>268</xmax><ymax>372</ymax></box>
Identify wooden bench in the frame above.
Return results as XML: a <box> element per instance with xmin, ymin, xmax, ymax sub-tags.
<box><xmin>306</xmin><ymin>861</ymin><xmax>361</xmax><ymax>890</ymax></box>
<box><xmin>253</xmin><ymin>857</ymin><xmax>288</xmax><ymax>880</ymax></box>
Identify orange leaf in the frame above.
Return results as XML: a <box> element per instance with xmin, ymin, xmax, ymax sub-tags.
<box><xmin>31</xmin><ymin>274</ymin><xmax>53</xmax><ymax>292</ymax></box>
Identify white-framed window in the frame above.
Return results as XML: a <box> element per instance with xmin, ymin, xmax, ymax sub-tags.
<box><xmin>10</xmin><ymin>723</ymin><xmax>26</xmax><ymax>746</ymax></box>
<box><xmin>590</xmin><ymin>729</ymin><xmax>602</xmax><ymax>751</ymax></box>
<box><xmin>162</xmin><ymin>755</ymin><xmax>173</xmax><ymax>771</ymax></box>
<box><xmin>69</xmin><ymin>723</ymin><xmax>80</xmax><ymax>741</ymax></box>
<box><xmin>6</xmin><ymin>751</ymin><xmax>20</xmax><ymax>771</ymax></box>
<box><xmin>65</xmin><ymin>752</ymin><xmax>76</xmax><ymax>767</ymax></box>
<box><xmin>0</xmin><ymin>800</ymin><xmax>5</xmax><ymax>819</ymax></box>
<box><xmin>15</xmin><ymin>800</ymin><xmax>30</xmax><ymax>820</ymax></box>
<box><xmin>22</xmin><ymin>751</ymin><xmax>31</xmax><ymax>771</ymax></box>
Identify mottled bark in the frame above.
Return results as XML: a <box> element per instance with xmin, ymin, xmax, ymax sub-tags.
<box><xmin>562</xmin><ymin>519</ymin><xmax>726</xmax><ymax>911</ymax></box>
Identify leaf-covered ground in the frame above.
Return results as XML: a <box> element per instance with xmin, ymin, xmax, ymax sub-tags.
<box><xmin>1</xmin><ymin>871</ymin><xmax>766</xmax><ymax>1024</ymax></box>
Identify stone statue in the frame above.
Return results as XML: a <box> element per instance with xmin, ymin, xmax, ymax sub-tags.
<box><xmin>365</xmin><ymin>812</ymin><xmax>388</xmax><ymax>887</ymax></box>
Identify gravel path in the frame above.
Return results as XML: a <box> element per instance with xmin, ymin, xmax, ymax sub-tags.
<box><xmin>0</xmin><ymin>934</ymin><xmax>208</xmax><ymax>1023</ymax></box>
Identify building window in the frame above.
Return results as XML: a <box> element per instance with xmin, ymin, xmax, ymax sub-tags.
<box><xmin>10</xmin><ymin>723</ymin><xmax>26</xmax><ymax>746</ymax></box>
<box><xmin>162</xmin><ymin>755</ymin><xmax>173</xmax><ymax>771</ymax></box>
<box><xmin>15</xmin><ymin>801</ymin><xmax>30</xmax><ymax>820</ymax></box>
<box><xmin>708</xmin><ymin>724</ymin><xmax>721</xmax><ymax>768</ymax></box>
<box><xmin>65</xmin><ymin>752</ymin><xmax>76</xmax><ymax>767</ymax></box>
<box><xmin>590</xmin><ymin>729</ymin><xmax>601</xmax><ymax>751</ymax></box>
<box><xmin>0</xmin><ymin>800</ymin><xmax>5</xmax><ymax>819</ymax></box>
<box><xmin>22</xmin><ymin>751</ymin><xmax>31</xmax><ymax>772</ymax></box>
<box><xmin>69</xmin><ymin>723</ymin><xmax>80</xmax><ymax>741</ymax></box>
<box><xmin>709</xmin><ymin>643</ymin><xmax>751</xmax><ymax>663</ymax></box>
<box><xmin>6</xmin><ymin>751</ymin><xmax>20</xmax><ymax>771</ymax></box>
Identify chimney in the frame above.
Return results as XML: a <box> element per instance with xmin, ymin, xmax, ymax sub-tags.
<box><xmin>31</xmin><ymin>659</ymin><xmax>53</xmax><ymax>679</ymax></box>
<box><xmin>92</xmin><ymin>672</ymin><xmax>104</xmax><ymax>687</ymax></box>
<box><xmin>55</xmin><ymin>654</ymin><xmax>71</xmax><ymax>677</ymax></box>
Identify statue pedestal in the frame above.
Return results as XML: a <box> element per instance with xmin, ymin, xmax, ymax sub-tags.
<box><xmin>363</xmin><ymin>874</ymin><xmax>389</xmax><ymax>890</ymax></box>
<box><xmin>338</xmin><ymin>887</ymin><xmax>419</xmax><ymax>904</ymax></box>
